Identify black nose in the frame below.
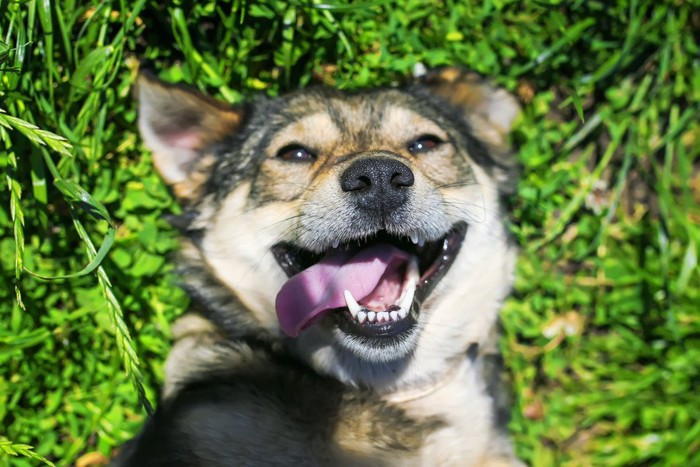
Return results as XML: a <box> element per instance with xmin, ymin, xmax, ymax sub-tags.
<box><xmin>340</xmin><ymin>157</ymin><xmax>414</xmax><ymax>212</ymax></box>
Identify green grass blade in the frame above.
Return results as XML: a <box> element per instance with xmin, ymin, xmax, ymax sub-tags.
<box><xmin>0</xmin><ymin>109</ymin><xmax>73</xmax><ymax>158</ymax></box>
<box><xmin>0</xmin><ymin>437</ymin><xmax>55</xmax><ymax>467</ymax></box>
<box><xmin>24</xmin><ymin>228</ymin><xmax>116</xmax><ymax>280</ymax></box>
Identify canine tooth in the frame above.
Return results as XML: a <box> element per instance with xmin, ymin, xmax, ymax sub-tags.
<box><xmin>343</xmin><ymin>290</ymin><xmax>361</xmax><ymax>317</ymax></box>
<box><xmin>411</xmin><ymin>235</ymin><xmax>419</xmax><ymax>244</ymax></box>
<box><xmin>417</xmin><ymin>238</ymin><xmax>426</xmax><ymax>247</ymax></box>
<box><xmin>332</xmin><ymin>240</ymin><xmax>340</xmax><ymax>249</ymax></box>
<box><xmin>394</xmin><ymin>257</ymin><xmax>418</xmax><ymax>320</ymax></box>
<box><xmin>377</xmin><ymin>311</ymin><xmax>389</xmax><ymax>322</ymax></box>
<box><xmin>395</xmin><ymin>258</ymin><xmax>418</xmax><ymax>303</ymax></box>
<box><xmin>367</xmin><ymin>311</ymin><xmax>376</xmax><ymax>322</ymax></box>
<box><xmin>407</xmin><ymin>256</ymin><xmax>420</xmax><ymax>281</ymax></box>
<box><xmin>398</xmin><ymin>284</ymin><xmax>415</xmax><ymax>312</ymax></box>
<box><xmin>390</xmin><ymin>310</ymin><xmax>399</xmax><ymax>321</ymax></box>
<box><xmin>357</xmin><ymin>311</ymin><xmax>367</xmax><ymax>323</ymax></box>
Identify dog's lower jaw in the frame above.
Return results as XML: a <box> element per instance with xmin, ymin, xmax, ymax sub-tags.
<box><xmin>292</xmin><ymin>325</ymin><xmax>472</xmax><ymax>396</ymax></box>
<box><xmin>292</xmin><ymin>232</ymin><xmax>517</xmax><ymax>394</ymax></box>
<box><xmin>291</xmin><ymin>304</ymin><xmax>496</xmax><ymax>397</ymax></box>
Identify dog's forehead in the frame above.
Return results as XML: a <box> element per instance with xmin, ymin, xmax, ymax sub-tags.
<box><xmin>267</xmin><ymin>89</ymin><xmax>447</xmax><ymax>152</ymax></box>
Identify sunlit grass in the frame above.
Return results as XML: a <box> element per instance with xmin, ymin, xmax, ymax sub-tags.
<box><xmin>1</xmin><ymin>1</ymin><xmax>698</xmax><ymax>465</ymax></box>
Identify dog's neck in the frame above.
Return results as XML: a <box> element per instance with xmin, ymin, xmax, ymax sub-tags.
<box><xmin>383</xmin><ymin>355</ymin><xmax>466</xmax><ymax>404</ymax></box>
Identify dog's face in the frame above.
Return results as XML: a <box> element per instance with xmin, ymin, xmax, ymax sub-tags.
<box><xmin>138</xmin><ymin>68</ymin><xmax>519</xmax><ymax>390</ymax></box>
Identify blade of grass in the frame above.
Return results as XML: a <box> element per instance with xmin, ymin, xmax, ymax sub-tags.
<box><xmin>0</xmin><ymin>437</ymin><xmax>55</xmax><ymax>467</ymax></box>
<box><xmin>312</xmin><ymin>0</ymin><xmax>354</xmax><ymax>59</ymax></box>
<box><xmin>69</xmin><ymin>206</ymin><xmax>153</xmax><ymax>414</ymax></box>
<box><xmin>0</xmin><ymin>109</ymin><xmax>73</xmax><ymax>158</ymax></box>
<box><xmin>35</xmin><ymin>0</ymin><xmax>54</xmax><ymax>106</ymax></box>
<box><xmin>24</xmin><ymin>228</ymin><xmax>115</xmax><ymax>280</ymax></box>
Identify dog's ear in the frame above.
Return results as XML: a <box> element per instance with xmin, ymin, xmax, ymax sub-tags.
<box><xmin>136</xmin><ymin>71</ymin><xmax>244</xmax><ymax>200</ymax></box>
<box><xmin>419</xmin><ymin>67</ymin><xmax>521</xmax><ymax>193</ymax></box>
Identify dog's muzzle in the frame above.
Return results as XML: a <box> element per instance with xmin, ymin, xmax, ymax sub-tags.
<box><xmin>273</xmin><ymin>151</ymin><xmax>466</xmax><ymax>342</ymax></box>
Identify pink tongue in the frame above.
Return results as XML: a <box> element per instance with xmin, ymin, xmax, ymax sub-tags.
<box><xmin>275</xmin><ymin>244</ymin><xmax>409</xmax><ymax>337</ymax></box>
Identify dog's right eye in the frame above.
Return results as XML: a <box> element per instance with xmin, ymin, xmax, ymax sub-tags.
<box><xmin>276</xmin><ymin>144</ymin><xmax>316</xmax><ymax>162</ymax></box>
<box><xmin>407</xmin><ymin>134</ymin><xmax>443</xmax><ymax>154</ymax></box>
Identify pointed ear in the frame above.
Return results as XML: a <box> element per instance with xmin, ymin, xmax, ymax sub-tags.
<box><xmin>419</xmin><ymin>67</ymin><xmax>520</xmax><ymax>146</ymax></box>
<box><xmin>419</xmin><ymin>67</ymin><xmax>521</xmax><ymax>193</ymax></box>
<box><xmin>136</xmin><ymin>71</ymin><xmax>244</xmax><ymax>200</ymax></box>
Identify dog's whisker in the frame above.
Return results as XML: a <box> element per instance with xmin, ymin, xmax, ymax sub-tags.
<box><xmin>435</xmin><ymin>179</ymin><xmax>480</xmax><ymax>190</ymax></box>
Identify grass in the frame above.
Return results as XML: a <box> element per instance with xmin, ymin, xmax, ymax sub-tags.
<box><xmin>1</xmin><ymin>0</ymin><xmax>698</xmax><ymax>465</ymax></box>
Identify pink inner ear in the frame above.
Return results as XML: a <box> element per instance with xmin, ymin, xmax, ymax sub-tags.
<box><xmin>168</xmin><ymin>132</ymin><xmax>202</xmax><ymax>150</ymax></box>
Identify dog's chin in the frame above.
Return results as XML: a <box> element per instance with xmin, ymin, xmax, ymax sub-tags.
<box><xmin>326</xmin><ymin>312</ymin><xmax>421</xmax><ymax>363</ymax></box>
<box><xmin>272</xmin><ymin>222</ymin><xmax>467</xmax><ymax>364</ymax></box>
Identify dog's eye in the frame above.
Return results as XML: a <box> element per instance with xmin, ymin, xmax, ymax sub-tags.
<box><xmin>407</xmin><ymin>135</ymin><xmax>443</xmax><ymax>154</ymax></box>
<box><xmin>276</xmin><ymin>144</ymin><xmax>316</xmax><ymax>162</ymax></box>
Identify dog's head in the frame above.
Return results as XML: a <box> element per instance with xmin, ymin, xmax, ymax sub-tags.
<box><xmin>137</xmin><ymin>68</ymin><xmax>520</xmax><ymax>390</ymax></box>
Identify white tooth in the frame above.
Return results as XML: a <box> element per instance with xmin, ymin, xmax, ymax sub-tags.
<box><xmin>395</xmin><ymin>259</ymin><xmax>418</xmax><ymax>306</ymax></box>
<box><xmin>332</xmin><ymin>240</ymin><xmax>340</xmax><ymax>249</ymax></box>
<box><xmin>367</xmin><ymin>311</ymin><xmax>376</xmax><ymax>322</ymax></box>
<box><xmin>377</xmin><ymin>311</ymin><xmax>389</xmax><ymax>322</ymax></box>
<box><xmin>343</xmin><ymin>290</ymin><xmax>361</xmax><ymax>317</ymax></box>
<box><xmin>411</xmin><ymin>235</ymin><xmax>419</xmax><ymax>244</ymax></box>
<box><xmin>407</xmin><ymin>256</ymin><xmax>420</xmax><ymax>281</ymax></box>
<box><xmin>395</xmin><ymin>257</ymin><xmax>419</xmax><ymax>319</ymax></box>
<box><xmin>357</xmin><ymin>311</ymin><xmax>367</xmax><ymax>323</ymax></box>
<box><xmin>390</xmin><ymin>310</ymin><xmax>399</xmax><ymax>321</ymax></box>
<box><xmin>398</xmin><ymin>284</ymin><xmax>415</xmax><ymax>311</ymax></box>
<box><xmin>417</xmin><ymin>238</ymin><xmax>426</xmax><ymax>247</ymax></box>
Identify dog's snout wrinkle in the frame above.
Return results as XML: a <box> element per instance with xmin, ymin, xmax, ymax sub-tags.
<box><xmin>340</xmin><ymin>157</ymin><xmax>414</xmax><ymax>212</ymax></box>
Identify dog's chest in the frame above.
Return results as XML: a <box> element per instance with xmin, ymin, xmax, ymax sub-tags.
<box><xmin>382</xmin><ymin>362</ymin><xmax>500</xmax><ymax>466</ymax></box>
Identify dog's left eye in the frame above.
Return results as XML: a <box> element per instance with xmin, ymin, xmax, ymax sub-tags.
<box><xmin>276</xmin><ymin>144</ymin><xmax>316</xmax><ymax>162</ymax></box>
<box><xmin>407</xmin><ymin>135</ymin><xmax>443</xmax><ymax>154</ymax></box>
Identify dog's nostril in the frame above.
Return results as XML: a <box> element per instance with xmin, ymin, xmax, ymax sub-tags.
<box><xmin>341</xmin><ymin>173</ymin><xmax>372</xmax><ymax>192</ymax></box>
<box><xmin>390</xmin><ymin>171</ymin><xmax>414</xmax><ymax>188</ymax></box>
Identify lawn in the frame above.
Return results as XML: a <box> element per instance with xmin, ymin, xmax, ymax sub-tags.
<box><xmin>1</xmin><ymin>0</ymin><xmax>698</xmax><ymax>465</ymax></box>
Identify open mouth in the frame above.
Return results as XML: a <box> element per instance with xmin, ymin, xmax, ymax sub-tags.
<box><xmin>272</xmin><ymin>222</ymin><xmax>467</xmax><ymax>338</ymax></box>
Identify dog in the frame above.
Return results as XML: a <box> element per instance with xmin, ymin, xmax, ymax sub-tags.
<box><xmin>116</xmin><ymin>66</ymin><xmax>522</xmax><ymax>466</ymax></box>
